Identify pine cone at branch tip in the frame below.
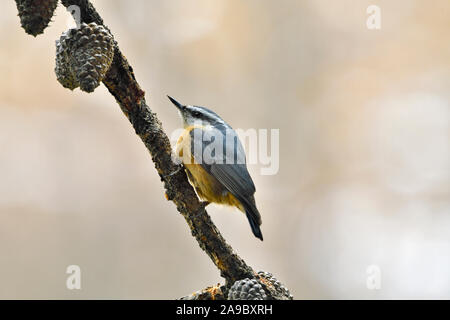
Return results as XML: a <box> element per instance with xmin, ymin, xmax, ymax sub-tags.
<box><xmin>227</xmin><ymin>271</ymin><xmax>293</xmax><ymax>300</ymax></box>
<box><xmin>179</xmin><ymin>272</ymin><xmax>293</xmax><ymax>300</ymax></box>
<box><xmin>228</xmin><ymin>278</ymin><xmax>268</xmax><ymax>300</ymax></box>
<box><xmin>55</xmin><ymin>22</ymin><xmax>115</xmax><ymax>93</ymax></box>
<box><xmin>257</xmin><ymin>271</ymin><xmax>293</xmax><ymax>300</ymax></box>
<box><xmin>15</xmin><ymin>0</ymin><xmax>58</xmax><ymax>37</ymax></box>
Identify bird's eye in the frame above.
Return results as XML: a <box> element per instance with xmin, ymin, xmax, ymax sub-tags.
<box><xmin>192</xmin><ymin>111</ymin><xmax>201</xmax><ymax>117</ymax></box>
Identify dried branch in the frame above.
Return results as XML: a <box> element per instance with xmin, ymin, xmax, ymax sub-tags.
<box><xmin>14</xmin><ymin>0</ymin><xmax>292</xmax><ymax>299</ymax></box>
<box><xmin>59</xmin><ymin>0</ymin><xmax>254</xmax><ymax>286</ymax></box>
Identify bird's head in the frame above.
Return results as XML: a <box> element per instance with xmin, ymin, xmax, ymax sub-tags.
<box><xmin>167</xmin><ymin>96</ymin><xmax>223</xmax><ymax>128</ymax></box>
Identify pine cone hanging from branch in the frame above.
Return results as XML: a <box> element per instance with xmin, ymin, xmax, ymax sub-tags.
<box><xmin>55</xmin><ymin>22</ymin><xmax>115</xmax><ymax>92</ymax></box>
<box><xmin>15</xmin><ymin>0</ymin><xmax>58</xmax><ymax>36</ymax></box>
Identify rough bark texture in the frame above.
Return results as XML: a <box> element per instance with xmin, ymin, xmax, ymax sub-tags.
<box><xmin>179</xmin><ymin>285</ymin><xmax>227</xmax><ymax>300</ymax></box>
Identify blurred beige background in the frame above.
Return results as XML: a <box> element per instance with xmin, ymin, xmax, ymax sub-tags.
<box><xmin>0</xmin><ymin>0</ymin><xmax>449</xmax><ymax>299</ymax></box>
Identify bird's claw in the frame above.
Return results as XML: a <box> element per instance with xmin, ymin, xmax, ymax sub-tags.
<box><xmin>192</xmin><ymin>201</ymin><xmax>210</xmax><ymax>218</ymax></box>
<box><xmin>163</xmin><ymin>165</ymin><xmax>183</xmax><ymax>178</ymax></box>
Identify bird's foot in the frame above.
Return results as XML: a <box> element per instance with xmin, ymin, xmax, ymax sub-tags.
<box><xmin>162</xmin><ymin>165</ymin><xmax>183</xmax><ymax>179</ymax></box>
<box><xmin>192</xmin><ymin>201</ymin><xmax>210</xmax><ymax>218</ymax></box>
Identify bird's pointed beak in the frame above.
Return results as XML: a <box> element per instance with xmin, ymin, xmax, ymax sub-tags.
<box><xmin>167</xmin><ymin>95</ymin><xmax>184</xmax><ymax>110</ymax></box>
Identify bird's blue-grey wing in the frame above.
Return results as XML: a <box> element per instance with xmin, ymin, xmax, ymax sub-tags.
<box><xmin>189</xmin><ymin>127</ymin><xmax>256</xmax><ymax>197</ymax></box>
<box><xmin>189</xmin><ymin>127</ymin><xmax>263</xmax><ymax>239</ymax></box>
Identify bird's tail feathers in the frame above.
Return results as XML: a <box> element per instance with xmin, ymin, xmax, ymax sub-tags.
<box><xmin>242</xmin><ymin>201</ymin><xmax>263</xmax><ymax>241</ymax></box>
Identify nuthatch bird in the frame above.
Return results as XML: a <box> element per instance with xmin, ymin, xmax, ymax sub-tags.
<box><xmin>168</xmin><ymin>96</ymin><xmax>263</xmax><ymax>241</ymax></box>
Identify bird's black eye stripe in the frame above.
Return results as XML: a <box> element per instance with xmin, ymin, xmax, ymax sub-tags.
<box><xmin>192</xmin><ymin>111</ymin><xmax>201</xmax><ymax>117</ymax></box>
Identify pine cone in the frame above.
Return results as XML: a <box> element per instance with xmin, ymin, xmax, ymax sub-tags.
<box><xmin>257</xmin><ymin>271</ymin><xmax>293</xmax><ymax>300</ymax></box>
<box><xmin>55</xmin><ymin>23</ymin><xmax>115</xmax><ymax>92</ymax></box>
<box><xmin>228</xmin><ymin>278</ymin><xmax>268</xmax><ymax>300</ymax></box>
<box><xmin>15</xmin><ymin>0</ymin><xmax>58</xmax><ymax>36</ymax></box>
<box><xmin>55</xmin><ymin>38</ymin><xmax>78</xmax><ymax>90</ymax></box>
